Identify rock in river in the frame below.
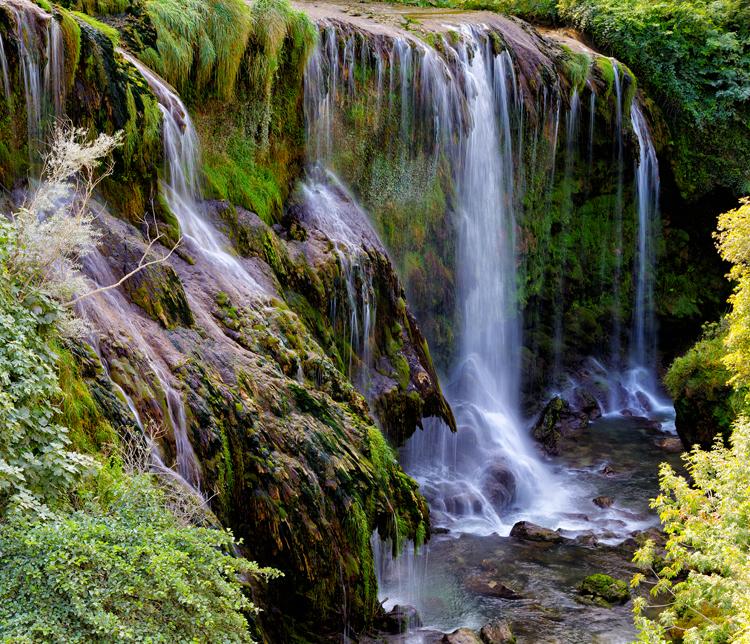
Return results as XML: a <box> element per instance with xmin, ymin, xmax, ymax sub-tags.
<box><xmin>577</xmin><ymin>573</ymin><xmax>630</xmax><ymax>607</ymax></box>
<box><xmin>510</xmin><ymin>521</ymin><xmax>564</xmax><ymax>543</ymax></box>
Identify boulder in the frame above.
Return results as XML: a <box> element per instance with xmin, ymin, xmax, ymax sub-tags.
<box><xmin>465</xmin><ymin>573</ymin><xmax>523</xmax><ymax>599</ymax></box>
<box><xmin>510</xmin><ymin>521</ymin><xmax>564</xmax><ymax>543</ymax></box>
<box><xmin>571</xmin><ymin>386</ymin><xmax>602</xmax><ymax>420</ymax></box>
<box><xmin>593</xmin><ymin>495</ymin><xmax>614</xmax><ymax>508</ymax></box>
<box><xmin>480</xmin><ymin>619</ymin><xmax>515</xmax><ymax>644</ymax></box>
<box><xmin>442</xmin><ymin>628</ymin><xmax>483</xmax><ymax>644</ymax></box>
<box><xmin>378</xmin><ymin>604</ymin><xmax>422</xmax><ymax>633</ymax></box>
<box><xmin>577</xmin><ymin>573</ymin><xmax>630</xmax><ymax>607</ymax></box>
<box><xmin>532</xmin><ymin>396</ymin><xmax>589</xmax><ymax>455</ymax></box>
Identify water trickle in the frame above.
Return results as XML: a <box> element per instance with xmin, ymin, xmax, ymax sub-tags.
<box><xmin>5</xmin><ymin>0</ymin><xmax>66</xmax><ymax>164</ymax></box>
<box><xmin>0</xmin><ymin>34</ymin><xmax>11</xmax><ymax>105</ymax></box>
<box><xmin>298</xmin><ymin>172</ymin><xmax>379</xmax><ymax>387</ymax></box>
<box><xmin>630</xmin><ymin>102</ymin><xmax>659</xmax><ymax>371</ymax></box>
<box><xmin>44</xmin><ymin>17</ymin><xmax>64</xmax><ymax>117</ymax></box>
<box><xmin>122</xmin><ymin>51</ymin><xmax>260</xmax><ymax>288</ymax></box>
<box><xmin>609</xmin><ymin>60</ymin><xmax>626</xmax><ymax>377</ymax></box>
<box><xmin>77</xmin><ymin>250</ymin><xmax>204</xmax><ymax>493</ymax></box>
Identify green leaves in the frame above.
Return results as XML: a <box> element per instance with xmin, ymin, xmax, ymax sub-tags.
<box><xmin>0</xmin><ymin>470</ymin><xmax>277</xmax><ymax>642</ymax></box>
<box><xmin>0</xmin><ymin>285</ymin><xmax>90</xmax><ymax>516</ymax></box>
<box><xmin>633</xmin><ymin>418</ymin><xmax>750</xmax><ymax>641</ymax></box>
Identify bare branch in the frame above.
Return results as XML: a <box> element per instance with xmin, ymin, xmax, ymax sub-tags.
<box><xmin>66</xmin><ymin>235</ymin><xmax>183</xmax><ymax>307</ymax></box>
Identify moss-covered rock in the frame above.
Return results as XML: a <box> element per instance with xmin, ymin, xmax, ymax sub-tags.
<box><xmin>665</xmin><ymin>322</ymin><xmax>746</xmax><ymax>449</ymax></box>
<box><xmin>576</xmin><ymin>573</ymin><xmax>630</xmax><ymax>607</ymax></box>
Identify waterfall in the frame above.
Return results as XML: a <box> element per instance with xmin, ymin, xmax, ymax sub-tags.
<box><xmin>613</xmin><ymin>101</ymin><xmax>672</xmax><ymax>420</ymax></box>
<box><xmin>304</xmin><ymin>24</ymin><xmax>573</xmax><ymax>538</ymax></box>
<box><xmin>630</xmin><ymin>102</ymin><xmax>659</xmax><ymax>370</ymax></box>
<box><xmin>121</xmin><ymin>51</ymin><xmax>260</xmax><ymax>288</ymax></box>
<box><xmin>609</xmin><ymin>61</ymin><xmax>625</xmax><ymax>375</ymax></box>
<box><xmin>0</xmin><ymin>34</ymin><xmax>11</xmax><ymax>105</ymax></box>
<box><xmin>407</xmin><ymin>28</ymin><xmax>570</xmax><ymax>536</ymax></box>
<box><xmin>6</xmin><ymin>0</ymin><xmax>65</xmax><ymax>163</ymax></box>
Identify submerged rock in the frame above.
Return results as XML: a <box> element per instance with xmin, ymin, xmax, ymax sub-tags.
<box><xmin>576</xmin><ymin>573</ymin><xmax>630</xmax><ymax>607</ymax></box>
<box><xmin>655</xmin><ymin>437</ymin><xmax>683</xmax><ymax>453</ymax></box>
<box><xmin>479</xmin><ymin>619</ymin><xmax>515</xmax><ymax>644</ymax></box>
<box><xmin>510</xmin><ymin>521</ymin><xmax>564</xmax><ymax>543</ymax></box>
<box><xmin>465</xmin><ymin>573</ymin><xmax>523</xmax><ymax>599</ymax></box>
<box><xmin>593</xmin><ymin>495</ymin><xmax>614</xmax><ymax>509</ymax></box>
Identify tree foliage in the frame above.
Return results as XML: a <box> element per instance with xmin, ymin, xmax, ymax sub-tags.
<box><xmin>716</xmin><ymin>198</ymin><xmax>750</xmax><ymax>392</ymax></box>
<box><xmin>632</xmin><ymin>418</ymin><xmax>750</xmax><ymax>642</ymax></box>
<box><xmin>634</xmin><ymin>196</ymin><xmax>750</xmax><ymax>640</ymax></box>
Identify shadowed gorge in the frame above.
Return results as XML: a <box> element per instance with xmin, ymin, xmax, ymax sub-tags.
<box><xmin>0</xmin><ymin>0</ymin><xmax>748</xmax><ymax>641</ymax></box>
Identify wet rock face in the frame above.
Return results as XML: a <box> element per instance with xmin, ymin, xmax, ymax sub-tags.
<box><xmin>376</xmin><ymin>604</ymin><xmax>423</xmax><ymax>634</ymax></box>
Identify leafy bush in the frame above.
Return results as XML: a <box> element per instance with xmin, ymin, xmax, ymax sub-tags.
<box><xmin>0</xmin><ymin>284</ymin><xmax>90</xmax><ymax>517</ymax></box>
<box><xmin>0</xmin><ymin>465</ymin><xmax>278</xmax><ymax>642</ymax></box>
<box><xmin>632</xmin><ymin>417</ymin><xmax>750</xmax><ymax>642</ymax></box>
<box><xmin>715</xmin><ymin>197</ymin><xmax>750</xmax><ymax>392</ymax></box>
<box><xmin>634</xmin><ymin>196</ymin><xmax>750</xmax><ymax>639</ymax></box>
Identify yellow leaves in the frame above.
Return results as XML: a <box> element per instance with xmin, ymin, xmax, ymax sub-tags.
<box><xmin>715</xmin><ymin>197</ymin><xmax>750</xmax><ymax>390</ymax></box>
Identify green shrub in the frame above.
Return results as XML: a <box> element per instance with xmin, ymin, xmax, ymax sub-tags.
<box><xmin>633</xmin><ymin>417</ymin><xmax>750</xmax><ymax>641</ymax></box>
<box><xmin>0</xmin><ymin>283</ymin><xmax>90</xmax><ymax>517</ymax></box>
<box><xmin>0</xmin><ymin>466</ymin><xmax>278</xmax><ymax>642</ymax></box>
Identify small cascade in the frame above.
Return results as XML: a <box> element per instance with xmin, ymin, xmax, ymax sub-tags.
<box><xmin>77</xmin><ymin>250</ymin><xmax>205</xmax><ymax>493</ymax></box>
<box><xmin>298</xmin><ymin>172</ymin><xmax>378</xmax><ymax>388</ymax></box>
<box><xmin>121</xmin><ymin>51</ymin><xmax>260</xmax><ymax>289</ymax></box>
<box><xmin>44</xmin><ymin>16</ymin><xmax>64</xmax><ymax>117</ymax></box>
<box><xmin>6</xmin><ymin>0</ymin><xmax>65</xmax><ymax>162</ymax></box>
<box><xmin>630</xmin><ymin>102</ymin><xmax>659</xmax><ymax>370</ymax></box>
<box><xmin>0</xmin><ymin>34</ymin><xmax>11</xmax><ymax>104</ymax></box>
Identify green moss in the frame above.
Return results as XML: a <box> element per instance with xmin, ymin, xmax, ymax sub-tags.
<box><xmin>577</xmin><ymin>574</ymin><xmax>629</xmax><ymax>607</ymax></box>
<box><xmin>560</xmin><ymin>45</ymin><xmax>590</xmax><ymax>91</ymax></box>
<box><xmin>594</xmin><ymin>56</ymin><xmax>614</xmax><ymax>97</ymax></box>
<box><xmin>72</xmin><ymin>11</ymin><xmax>120</xmax><ymax>46</ymax></box>
<box><xmin>58</xmin><ymin>9</ymin><xmax>82</xmax><ymax>91</ymax></box>
<box><xmin>65</xmin><ymin>0</ymin><xmax>130</xmax><ymax>14</ymax></box>
<box><xmin>55</xmin><ymin>346</ymin><xmax>118</xmax><ymax>454</ymax></box>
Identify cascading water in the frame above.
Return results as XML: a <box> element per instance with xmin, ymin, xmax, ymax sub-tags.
<box><xmin>0</xmin><ymin>34</ymin><xmax>11</xmax><ymax>104</ymax></box>
<box><xmin>6</xmin><ymin>0</ymin><xmax>65</xmax><ymax>163</ymax></box>
<box><xmin>77</xmin><ymin>250</ymin><xmax>204</xmax><ymax>493</ymax></box>
<box><xmin>300</xmin><ymin>21</ymin><xmax>677</xmax><ymax>633</ymax></box>
<box><xmin>427</xmin><ymin>29</ymin><xmax>569</xmax><ymax>535</ymax></box>
<box><xmin>122</xmin><ymin>51</ymin><xmax>260</xmax><ymax>289</ymax></box>
<box><xmin>298</xmin><ymin>173</ymin><xmax>378</xmax><ymax>387</ymax></box>
<box><xmin>304</xmin><ymin>24</ymin><xmax>575</xmax><ymax>537</ymax></box>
